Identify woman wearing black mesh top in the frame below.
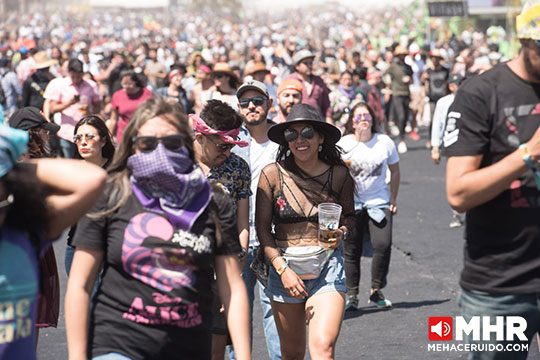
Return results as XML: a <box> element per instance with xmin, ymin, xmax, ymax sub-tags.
<box><xmin>256</xmin><ymin>104</ymin><xmax>355</xmax><ymax>360</ymax></box>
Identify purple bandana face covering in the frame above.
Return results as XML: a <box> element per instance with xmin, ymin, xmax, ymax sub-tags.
<box><xmin>127</xmin><ymin>143</ymin><xmax>212</xmax><ymax>231</ymax></box>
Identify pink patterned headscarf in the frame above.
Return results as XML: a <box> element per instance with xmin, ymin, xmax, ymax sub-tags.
<box><xmin>190</xmin><ymin>114</ymin><xmax>248</xmax><ymax>147</ymax></box>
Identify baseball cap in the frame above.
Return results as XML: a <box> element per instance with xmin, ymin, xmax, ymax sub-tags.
<box><xmin>449</xmin><ymin>73</ymin><xmax>465</xmax><ymax>86</ymax></box>
<box><xmin>517</xmin><ymin>0</ymin><xmax>540</xmax><ymax>40</ymax></box>
<box><xmin>293</xmin><ymin>49</ymin><xmax>315</xmax><ymax>65</ymax></box>
<box><xmin>277</xmin><ymin>78</ymin><xmax>303</xmax><ymax>96</ymax></box>
<box><xmin>236</xmin><ymin>80</ymin><xmax>269</xmax><ymax>99</ymax></box>
<box><xmin>9</xmin><ymin>107</ymin><xmax>60</xmax><ymax>133</ymax></box>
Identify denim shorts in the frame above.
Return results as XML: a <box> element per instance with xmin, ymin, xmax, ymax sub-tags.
<box><xmin>265</xmin><ymin>247</ymin><xmax>347</xmax><ymax>303</ymax></box>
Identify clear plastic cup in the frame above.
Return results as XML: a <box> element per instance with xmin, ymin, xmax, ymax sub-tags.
<box><xmin>318</xmin><ymin>203</ymin><xmax>342</xmax><ymax>249</ymax></box>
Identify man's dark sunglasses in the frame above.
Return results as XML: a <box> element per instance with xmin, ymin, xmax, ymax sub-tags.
<box><xmin>212</xmin><ymin>73</ymin><xmax>227</xmax><ymax>79</ymax></box>
<box><xmin>132</xmin><ymin>134</ymin><xmax>185</xmax><ymax>152</ymax></box>
<box><xmin>0</xmin><ymin>194</ymin><xmax>14</xmax><ymax>212</ymax></box>
<box><xmin>284</xmin><ymin>125</ymin><xmax>315</xmax><ymax>143</ymax></box>
<box><xmin>238</xmin><ymin>97</ymin><xmax>268</xmax><ymax>109</ymax></box>
<box><xmin>205</xmin><ymin>135</ymin><xmax>235</xmax><ymax>152</ymax></box>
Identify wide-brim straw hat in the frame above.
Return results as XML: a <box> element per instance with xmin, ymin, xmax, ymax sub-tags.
<box><xmin>248</xmin><ymin>62</ymin><xmax>270</xmax><ymax>75</ymax></box>
<box><xmin>32</xmin><ymin>51</ymin><xmax>58</xmax><ymax>70</ymax></box>
<box><xmin>211</xmin><ymin>62</ymin><xmax>237</xmax><ymax>78</ymax></box>
<box><xmin>268</xmin><ymin>103</ymin><xmax>341</xmax><ymax>145</ymax></box>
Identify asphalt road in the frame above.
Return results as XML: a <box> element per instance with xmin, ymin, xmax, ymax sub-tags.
<box><xmin>37</xmin><ymin>128</ymin><xmax>539</xmax><ymax>359</ymax></box>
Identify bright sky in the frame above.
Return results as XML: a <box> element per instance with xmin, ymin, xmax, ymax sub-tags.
<box><xmin>243</xmin><ymin>0</ymin><xmax>414</xmax><ymax>10</ymax></box>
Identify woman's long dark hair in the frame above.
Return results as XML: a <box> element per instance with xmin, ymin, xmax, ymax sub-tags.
<box><xmin>275</xmin><ymin>122</ymin><xmax>348</xmax><ymax>204</ymax></box>
<box><xmin>74</xmin><ymin>115</ymin><xmax>115</xmax><ymax>161</ymax></box>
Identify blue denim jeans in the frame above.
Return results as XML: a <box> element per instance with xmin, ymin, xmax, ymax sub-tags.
<box><xmin>458</xmin><ymin>287</ymin><xmax>540</xmax><ymax>360</ymax></box>
<box><xmin>227</xmin><ymin>246</ymin><xmax>281</xmax><ymax>360</ymax></box>
<box><xmin>59</xmin><ymin>138</ymin><xmax>76</xmax><ymax>158</ymax></box>
<box><xmin>93</xmin><ymin>353</ymin><xmax>132</xmax><ymax>360</ymax></box>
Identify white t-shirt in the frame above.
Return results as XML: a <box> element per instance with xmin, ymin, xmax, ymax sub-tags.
<box><xmin>338</xmin><ymin>133</ymin><xmax>399</xmax><ymax>208</ymax></box>
<box><xmin>248</xmin><ymin>139</ymin><xmax>279</xmax><ymax>246</ymax></box>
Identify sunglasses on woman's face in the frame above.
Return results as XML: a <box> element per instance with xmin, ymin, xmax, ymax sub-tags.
<box><xmin>132</xmin><ymin>134</ymin><xmax>185</xmax><ymax>152</ymax></box>
<box><xmin>205</xmin><ymin>135</ymin><xmax>235</xmax><ymax>152</ymax></box>
<box><xmin>0</xmin><ymin>194</ymin><xmax>14</xmax><ymax>212</ymax></box>
<box><xmin>353</xmin><ymin>113</ymin><xmax>372</xmax><ymax>122</ymax></box>
<box><xmin>284</xmin><ymin>125</ymin><xmax>315</xmax><ymax>143</ymax></box>
<box><xmin>73</xmin><ymin>132</ymin><xmax>98</xmax><ymax>143</ymax></box>
<box><xmin>238</xmin><ymin>97</ymin><xmax>267</xmax><ymax>109</ymax></box>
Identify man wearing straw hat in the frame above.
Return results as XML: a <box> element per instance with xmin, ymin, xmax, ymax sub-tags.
<box><xmin>444</xmin><ymin>1</ymin><xmax>540</xmax><ymax>358</ymax></box>
<box><xmin>21</xmin><ymin>51</ymin><xmax>57</xmax><ymax>110</ymax></box>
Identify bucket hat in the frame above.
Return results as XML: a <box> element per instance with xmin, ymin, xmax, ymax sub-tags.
<box><xmin>267</xmin><ymin>104</ymin><xmax>341</xmax><ymax>145</ymax></box>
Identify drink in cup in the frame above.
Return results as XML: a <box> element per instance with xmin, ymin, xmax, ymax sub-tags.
<box><xmin>318</xmin><ymin>203</ymin><xmax>342</xmax><ymax>249</ymax></box>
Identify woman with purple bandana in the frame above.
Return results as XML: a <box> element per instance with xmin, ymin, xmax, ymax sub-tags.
<box><xmin>65</xmin><ymin>97</ymin><xmax>250</xmax><ymax>360</ymax></box>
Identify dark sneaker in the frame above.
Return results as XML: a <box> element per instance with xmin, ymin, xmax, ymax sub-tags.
<box><xmin>369</xmin><ymin>289</ymin><xmax>392</xmax><ymax>308</ymax></box>
<box><xmin>345</xmin><ymin>295</ymin><xmax>359</xmax><ymax>311</ymax></box>
<box><xmin>449</xmin><ymin>214</ymin><xmax>463</xmax><ymax>228</ymax></box>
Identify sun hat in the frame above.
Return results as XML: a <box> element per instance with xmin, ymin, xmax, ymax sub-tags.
<box><xmin>277</xmin><ymin>78</ymin><xmax>303</xmax><ymax>96</ymax></box>
<box><xmin>31</xmin><ymin>51</ymin><xmax>58</xmax><ymax>70</ymax></box>
<box><xmin>293</xmin><ymin>49</ymin><xmax>316</xmax><ymax>65</ymax></box>
<box><xmin>517</xmin><ymin>0</ymin><xmax>540</xmax><ymax>40</ymax></box>
<box><xmin>248</xmin><ymin>62</ymin><xmax>270</xmax><ymax>75</ymax></box>
<box><xmin>267</xmin><ymin>104</ymin><xmax>341</xmax><ymax>145</ymax></box>
<box><xmin>9</xmin><ymin>107</ymin><xmax>60</xmax><ymax>134</ymax></box>
<box><xmin>394</xmin><ymin>45</ymin><xmax>409</xmax><ymax>56</ymax></box>
<box><xmin>211</xmin><ymin>62</ymin><xmax>236</xmax><ymax>77</ymax></box>
<box><xmin>236</xmin><ymin>79</ymin><xmax>269</xmax><ymax>99</ymax></box>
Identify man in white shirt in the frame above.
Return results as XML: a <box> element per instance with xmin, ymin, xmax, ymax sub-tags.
<box><xmin>231</xmin><ymin>79</ymin><xmax>281</xmax><ymax>360</ymax></box>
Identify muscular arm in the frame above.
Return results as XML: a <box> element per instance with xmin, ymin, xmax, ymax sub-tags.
<box><xmin>30</xmin><ymin>159</ymin><xmax>107</xmax><ymax>239</ymax></box>
<box><xmin>49</xmin><ymin>97</ymin><xmax>77</xmax><ymax>114</ymax></box>
<box><xmin>446</xmin><ymin>124</ymin><xmax>540</xmax><ymax>213</ymax></box>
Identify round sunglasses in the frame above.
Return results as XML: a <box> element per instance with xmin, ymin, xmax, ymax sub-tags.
<box><xmin>353</xmin><ymin>113</ymin><xmax>372</xmax><ymax>122</ymax></box>
<box><xmin>132</xmin><ymin>134</ymin><xmax>185</xmax><ymax>152</ymax></box>
<box><xmin>73</xmin><ymin>132</ymin><xmax>98</xmax><ymax>143</ymax></box>
<box><xmin>284</xmin><ymin>125</ymin><xmax>315</xmax><ymax>143</ymax></box>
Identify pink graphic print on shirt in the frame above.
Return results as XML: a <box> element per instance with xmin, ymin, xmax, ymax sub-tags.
<box><xmin>122</xmin><ymin>212</ymin><xmax>196</xmax><ymax>293</ymax></box>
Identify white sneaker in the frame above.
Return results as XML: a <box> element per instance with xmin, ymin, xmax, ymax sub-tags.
<box><xmin>449</xmin><ymin>214</ymin><xmax>463</xmax><ymax>228</ymax></box>
<box><xmin>398</xmin><ymin>141</ymin><xmax>408</xmax><ymax>154</ymax></box>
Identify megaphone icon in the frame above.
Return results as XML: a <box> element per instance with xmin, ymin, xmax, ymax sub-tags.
<box><xmin>431</xmin><ymin>320</ymin><xmax>451</xmax><ymax>337</ymax></box>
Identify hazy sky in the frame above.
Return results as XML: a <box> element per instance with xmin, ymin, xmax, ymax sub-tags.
<box><xmin>243</xmin><ymin>0</ymin><xmax>414</xmax><ymax>10</ymax></box>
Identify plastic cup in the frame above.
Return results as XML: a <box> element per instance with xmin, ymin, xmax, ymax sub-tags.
<box><xmin>318</xmin><ymin>203</ymin><xmax>342</xmax><ymax>249</ymax></box>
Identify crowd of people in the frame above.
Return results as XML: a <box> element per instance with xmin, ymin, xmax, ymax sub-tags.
<box><xmin>0</xmin><ymin>1</ymin><xmax>539</xmax><ymax>360</ymax></box>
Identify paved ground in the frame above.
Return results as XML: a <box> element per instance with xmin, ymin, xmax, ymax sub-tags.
<box><xmin>37</xmin><ymin>128</ymin><xmax>539</xmax><ymax>359</ymax></box>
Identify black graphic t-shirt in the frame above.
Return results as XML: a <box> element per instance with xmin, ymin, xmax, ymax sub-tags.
<box><xmin>427</xmin><ymin>67</ymin><xmax>449</xmax><ymax>102</ymax></box>
<box><xmin>73</xmin><ymin>185</ymin><xmax>240</xmax><ymax>360</ymax></box>
<box><xmin>444</xmin><ymin>63</ymin><xmax>540</xmax><ymax>294</ymax></box>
